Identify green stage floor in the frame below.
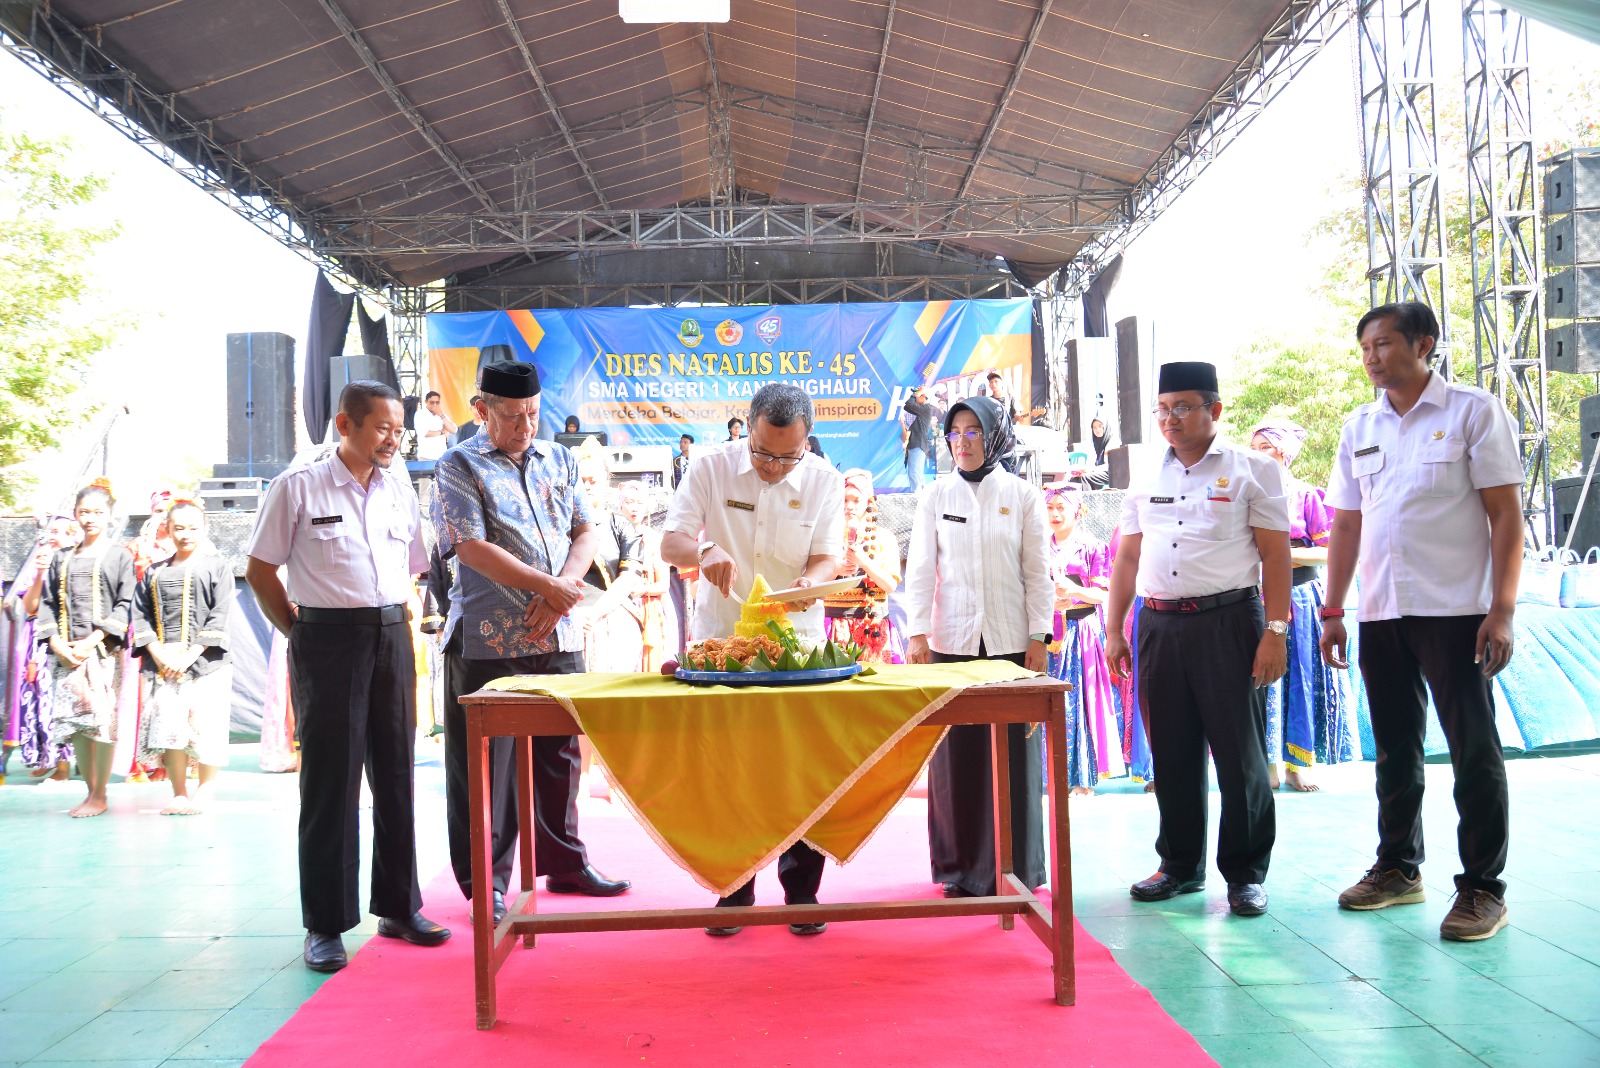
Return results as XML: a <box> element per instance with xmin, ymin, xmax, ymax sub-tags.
<box><xmin>1</xmin><ymin>742</ymin><xmax>1597</xmax><ymax>1067</ymax></box>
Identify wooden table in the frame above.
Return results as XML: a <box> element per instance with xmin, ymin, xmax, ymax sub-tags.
<box><xmin>460</xmin><ymin>676</ymin><xmax>1074</xmax><ymax>1029</ymax></box>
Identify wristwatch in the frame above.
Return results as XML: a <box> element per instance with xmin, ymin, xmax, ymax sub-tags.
<box><xmin>1265</xmin><ymin>620</ymin><xmax>1289</xmax><ymax>636</ymax></box>
<box><xmin>697</xmin><ymin>541</ymin><xmax>717</xmax><ymax>560</ymax></box>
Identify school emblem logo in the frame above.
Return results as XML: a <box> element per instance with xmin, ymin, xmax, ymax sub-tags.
<box><xmin>1215</xmin><ymin>477</ymin><xmax>1230</xmax><ymax>489</ymax></box>
<box><xmin>678</xmin><ymin>319</ymin><xmax>704</xmax><ymax>347</ymax></box>
<box><xmin>715</xmin><ymin>319</ymin><xmax>744</xmax><ymax>346</ymax></box>
<box><xmin>756</xmin><ymin>315</ymin><xmax>782</xmax><ymax>344</ymax></box>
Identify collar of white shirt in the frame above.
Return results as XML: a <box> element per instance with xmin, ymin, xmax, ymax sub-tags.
<box><xmin>1161</xmin><ymin>433</ymin><xmax>1226</xmax><ymax>469</ymax></box>
<box><xmin>1377</xmin><ymin>370</ymin><xmax>1447</xmax><ymax>417</ymax></box>
<box><xmin>326</xmin><ymin>452</ymin><xmax>391</xmax><ymax>490</ymax></box>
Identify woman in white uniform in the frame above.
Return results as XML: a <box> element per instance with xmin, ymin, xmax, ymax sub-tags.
<box><xmin>903</xmin><ymin>394</ymin><xmax>1053</xmax><ymax>898</ymax></box>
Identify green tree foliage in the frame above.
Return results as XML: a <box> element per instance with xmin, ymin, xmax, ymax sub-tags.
<box><xmin>0</xmin><ymin>116</ymin><xmax>117</xmax><ymax>510</ymax></box>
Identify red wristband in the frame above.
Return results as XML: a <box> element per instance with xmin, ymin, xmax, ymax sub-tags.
<box><xmin>1319</xmin><ymin>607</ymin><xmax>1346</xmax><ymax>620</ymax></box>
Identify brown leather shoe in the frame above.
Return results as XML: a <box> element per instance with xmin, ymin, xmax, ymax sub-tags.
<box><xmin>1439</xmin><ymin>889</ymin><xmax>1509</xmax><ymax>942</ymax></box>
<box><xmin>1338</xmin><ymin>866</ymin><xmax>1425</xmax><ymax>910</ymax></box>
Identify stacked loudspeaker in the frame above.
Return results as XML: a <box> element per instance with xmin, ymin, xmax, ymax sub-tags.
<box><xmin>215</xmin><ymin>332</ymin><xmax>296</xmax><ymax>480</ymax></box>
<box><xmin>1544</xmin><ymin>148</ymin><xmax>1600</xmax><ymax>555</ymax></box>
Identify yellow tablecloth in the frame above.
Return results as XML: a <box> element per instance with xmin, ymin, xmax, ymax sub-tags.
<box><xmin>483</xmin><ymin>661</ymin><xmax>1035</xmax><ymax>896</ymax></box>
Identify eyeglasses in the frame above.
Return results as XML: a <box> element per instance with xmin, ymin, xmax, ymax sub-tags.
<box><xmin>748</xmin><ymin>443</ymin><xmax>805</xmax><ymax>467</ymax></box>
<box><xmin>946</xmin><ymin>429</ymin><xmax>983</xmax><ymax>443</ymax></box>
<box><xmin>1151</xmin><ymin>404</ymin><xmax>1208</xmax><ymax>421</ymax></box>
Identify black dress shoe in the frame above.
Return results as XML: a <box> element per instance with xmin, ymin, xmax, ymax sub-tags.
<box><xmin>789</xmin><ymin>921</ymin><xmax>827</xmax><ymax>935</ymax></box>
<box><xmin>705</xmin><ymin>924</ymin><xmax>743</xmax><ymax>937</ymax></box>
<box><xmin>942</xmin><ymin>882</ymin><xmax>978</xmax><ymax>898</ymax></box>
<box><xmin>492</xmin><ymin>890</ymin><xmax>507</xmax><ymax>924</ymax></box>
<box><xmin>545</xmin><ymin>865</ymin><xmax>631</xmax><ymax>897</ymax></box>
<box><xmin>377</xmin><ymin>912</ymin><xmax>453</xmax><ymax>946</ymax></box>
<box><xmin>304</xmin><ymin>931</ymin><xmax>347</xmax><ymax>973</ymax></box>
<box><xmin>1227</xmin><ymin>882</ymin><xmax>1269</xmax><ymax>917</ymax></box>
<box><xmin>1130</xmin><ymin>872</ymin><xmax>1206</xmax><ymax>901</ymax></box>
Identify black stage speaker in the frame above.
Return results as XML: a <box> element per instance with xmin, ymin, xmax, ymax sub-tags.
<box><xmin>1065</xmin><ymin>338</ymin><xmax>1082</xmax><ymax>444</ymax></box>
<box><xmin>1543</xmin><ymin>148</ymin><xmax>1600</xmax><ymax>373</ymax></box>
<box><xmin>225</xmin><ymin>332</ymin><xmax>295</xmax><ymax>471</ymax></box>
<box><xmin>1116</xmin><ymin>316</ymin><xmax>1141</xmax><ymax>444</ymax></box>
<box><xmin>1548</xmin><ymin>322</ymin><xmax>1600</xmax><ymax>374</ymax></box>
<box><xmin>1581</xmin><ymin>393</ymin><xmax>1600</xmax><ymax>471</ymax></box>
<box><xmin>1554</xmin><ymin>475</ymin><xmax>1600</xmax><ymax>557</ymax></box>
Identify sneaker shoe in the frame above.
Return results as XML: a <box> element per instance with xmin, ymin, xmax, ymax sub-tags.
<box><xmin>1337</xmin><ymin>866</ymin><xmax>1425</xmax><ymax>910</ymax></box>
<box><xmin>1439</xmin><ymin>889</ymin><xmax>1509</xmax><ymax>942</ymax></box>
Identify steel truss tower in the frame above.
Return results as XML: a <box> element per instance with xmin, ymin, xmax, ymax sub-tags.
<box><xmin>1463</xmin><ymin>1</ymin><xmax>1550</xmax><ymax>545</ymax></box>
<box><xmin>1358</xmin><ymin>0</ymin><xmax>1452</xmax><ymax>373</ymax></box>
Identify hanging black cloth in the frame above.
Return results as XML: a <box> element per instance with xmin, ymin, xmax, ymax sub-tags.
<box><xmin>357</xmin><ymin>303</ymin><xmax>401</xmax><ymax>392</ymax></box>
<box><xmin>304</xmin><ymin>272</ymin><xmax>356</xmax><ymax>444</ymax></box>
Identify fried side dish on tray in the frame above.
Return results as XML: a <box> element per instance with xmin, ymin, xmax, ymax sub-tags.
<box><xmin>668</xmin><ymin>574</ymin><xmax>866</xmax><ymax>674</ymax></box>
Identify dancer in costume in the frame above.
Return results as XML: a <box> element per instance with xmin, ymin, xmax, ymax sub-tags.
<box><xmin>616</xmin><ymin>481</ymin><xmax>676</xmax><ymax>673</ymax></box>
<box><xmin>1043</xmin><ymin>484</ymin><xmax>1122</xmax><ymax>794</ymax></box>
<box><xmin>22</xmin><ymin>481</ymin><xmax>136</xmax><ymax>816</ymax></box>
<box><xmin>132</xmin><ymin>501</ymin><xmax>234</xmax><ymax>814</ymax></box>
<box><xmin>3</xmin><ymin>515</ymin><xmax>81</xmax><ymax>781</ymax></box>
<box><xmin>574</xmin><ymin>443</ymin><xmax>645</xmax><ymax>673</ymax></box>
<box><xmin>824</xmin><ymin>469</ymin><xmax>904</xmax><ymax>663</ymax></box>
<box><xmin>904</xmin><ymin>395</ymin><xmax>1052</xmax><ymax>898</ymax></box>
<box><xmin>1249</xmin><ymin>418</ymin><xmax>1356</xmax><ymax>791</ymax></box>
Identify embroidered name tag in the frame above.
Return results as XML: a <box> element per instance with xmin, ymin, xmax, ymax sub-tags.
<box><xmin>1354</xmin><ymin>445</ymin><xmax>1380</xmax><ymax>457</ymax></box>
<box><xmin>941</xmin><ymin>514</ymin><xmax>968</xmax><ymax>524</ymax></box>
<box><xmin>726</xmin><ymin>499</ymin><xmax>755</xmax><ymax>512</ymax></box>
<box><xmin>1150</xmin><ymin>497</ymin><xmax>1175</xmax><ymax>504</ymax></box>
<box><xmin>311</xmin><ymin>515</ymin><xmax>343</xmax><ymax>526</ymax></box>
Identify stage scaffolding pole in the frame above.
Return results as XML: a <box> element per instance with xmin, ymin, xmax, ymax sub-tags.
<box><xmin>1357</xmin><ymin>0</ymin><xmax>1452</xmax><ymax>376</ymax></box>
<box><xmin>1463</xmin><ymin>1</ymin><xmax>1550</xmax><ymax>547</ymax></box>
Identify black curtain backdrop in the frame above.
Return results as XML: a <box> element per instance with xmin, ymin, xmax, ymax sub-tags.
<box><xmin>304</xmin><ymin>272</ymin><xmax>356</xmax><ymax>444</ymax></box>
<box><xmin>1081</xmin><ymin>254</ymin><xmax>1124</xmax><ymax>338</ymax></box>
<box><xmin>1030</xmin><ymin>297</ymin><xmax>1048</xmax><ymax>416</ymax></box>
<box><xmin>357</xmin><ymin>302</ymin><xmax>402</xmax><ymax>392</ymax></box>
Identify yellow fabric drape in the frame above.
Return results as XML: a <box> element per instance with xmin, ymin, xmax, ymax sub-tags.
<box><xmin>483</xmin><ymin>661</ymin><xmax>1034</xmax><ymax>895</ymax></box>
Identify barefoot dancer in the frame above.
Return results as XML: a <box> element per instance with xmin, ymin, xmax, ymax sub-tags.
<box><xmin>23</xmin><ymin>481</ymin><xmax>135</xmax><ymax>817</ymax></box>
<box><xmin>133</xmin><ymin>501</ymin><xmax>234</xmax><ymax>814</ymax></box>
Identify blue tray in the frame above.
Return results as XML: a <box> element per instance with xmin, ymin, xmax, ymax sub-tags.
<box><xmin>673</xmin><ymin>663</ymin><xmax>864</xmax><ymax>687</ymax></box>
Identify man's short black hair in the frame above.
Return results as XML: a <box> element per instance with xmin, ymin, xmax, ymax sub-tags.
<box><xmin>727</xmin><ymin>416</ymin><xmax>745</xmax><ymax>431</ymax></box>
<box><xmin>424</xmin><ymin>390</ymin><xmax>441</xmax><ymax>401</ymax></box>
<box><xmin>681</xmin><ymin>433</ymin><xmax>694</xmax><ymax>444</ymax></box>
<box><xmin>468</xmin><ymin>395</ymin><xmax>480</xmax><ymax>405</ymax></box>
<box><xmin>340</xmin><ymin>380</ymin><xmax>402</xmax><ymax>424</ymax></box>
<box><xmin>987</xmin><ymin>371</ymin><xmax>1002</xmax><ymax>382</ymax></box>
<box><xmin>1357</xmin><ymin>301</ymin><xmax>1441</xmax><ymax>360</ymax></box>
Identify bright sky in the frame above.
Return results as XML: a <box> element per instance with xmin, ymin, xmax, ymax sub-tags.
<box><xmin>2</xmin><ymin>11</ymin><xmax>1596</xmax><ymax>513</ymax></box>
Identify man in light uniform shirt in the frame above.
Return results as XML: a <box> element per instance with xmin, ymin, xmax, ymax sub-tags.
<box><xmin>1320</xmin><ymin>302</ymin><xmax>1523</xmax><ymax>942</ymax></box>
<box><xmin>1106</xmin><ymin>361</ymin><xmax>1291</xmax><ymax>919</ymax></box>
<box><xmin>246</xmin><ymin>381</ymin><xmax>450</xmax><ymax>973</ymax></box>
<box><xmin>414</xmin><ymin>390</ymin><xmax>456</xmax><ymax>462</ymax></box>
<box><xmin>662</xmin><ymin>383</ymin><xmax>844</xmax><ymax>935</ymax></box>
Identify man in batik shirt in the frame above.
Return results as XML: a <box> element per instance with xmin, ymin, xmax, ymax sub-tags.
<box><xmin>431</xmin><ymin>360</ymin><xmax>631</xmax><ymax>925</ymax></box>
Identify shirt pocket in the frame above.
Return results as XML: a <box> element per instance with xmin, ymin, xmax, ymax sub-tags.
<box><xmin>306</xmin><ymin>524</ymin><xmax>350</xmax><ymax>574</ymax></box>
<box><xmin>1352</xmin><ymin>450</ymin><xmax>1386</xmax><ymax>501</ymax></box>
<box><xmin>1419</xmin><ymin>438</ymin><xmax>1468</xmax><ymax>498</ymax></box>
<box><xmin>773</xmin><ymin>518</ymin><xmax>816</xmax><ymax>567</ymax></box>
<box><xmin>1203</xmin><ymin>499</ymin><xmax>1247</xmax><ymax>539</ymax></box>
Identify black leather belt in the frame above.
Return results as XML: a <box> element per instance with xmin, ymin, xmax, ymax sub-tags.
<box><xmin>296</xmin><ymin>604</ymin><xmax>409</xmax><ymax>626</ymax></box>
<box><xmin>1144</xmin><ymin>587</ymin><xmax>1258</xmax><ymax>614</ymax></box>
<box><xmin>1292</xmin><ymin>565</ymin><xmax>1320</xmax><ymax>586</ymax></box>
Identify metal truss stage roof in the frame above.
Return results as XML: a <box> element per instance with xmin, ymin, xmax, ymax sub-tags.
<box><xmin>1</xmin><ymin>0</ymin><xmax>1343</xmax><ymax>292</ymax></box>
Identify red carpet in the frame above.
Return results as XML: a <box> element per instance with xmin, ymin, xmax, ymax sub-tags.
<box><xmin>247</xmin><ymin>800</ymin><xmax>1214</xmax><ymax>1067</ymax></box>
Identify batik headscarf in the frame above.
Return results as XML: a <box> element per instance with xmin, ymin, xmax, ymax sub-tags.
<box><xmin>943</xmin><ymin>394</ymin><xmax>1014</xmax><ymax>483</ymax></box>
<box><xmin>1249</xmin><ymin>417</ymin><xmax>1309</xmax><ymax>469</ymax></box>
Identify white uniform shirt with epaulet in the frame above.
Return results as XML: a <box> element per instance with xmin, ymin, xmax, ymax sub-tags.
<box><xmin>1119</xmin><ymin>438</ymin><xmax>1290</xmax><ymax>600</ymax></box>
<box><xmin>246</xmin><ymin>451</ymin><xmax>428</xmax><ymax>609</ymax></box>
<box><xmin>664</xmin><ymin>439</ymin><xmax>845</xmax><ymax>642</ymax></box>
<box><xmin>1324</xmin><ymin>371</ymin><xmax>1522</xmax><ymax>621</ymax></box>
<box><xmin>901</xmin><ymin>469</ymin><xmax>1053</xmax><ymax>657</ymax></box>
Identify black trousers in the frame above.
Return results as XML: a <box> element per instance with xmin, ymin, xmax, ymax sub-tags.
<box><xmin>926</xmin><ymin>647</ymin><xmax>1047</xmax><ymax>897</ymax></box>
<box><xmin>290</xmin><ymin>618</ymin><xmax>423</xmax><ymax>934</ymax></box>
<box><xmin>443</xmin><ymin>633</ymin><xmax>587</xmax><ymax>899</ymax></box>
<box><xmin>1138</xmin><ymin>598</ymin><xmax>1275</xmax><ymax>884</ymax></box>
<box><xmin>1359</xmin><ymin>615</ymin><xmax>1509</xmax><ymax>897</ymax></box>
<box><xmin>717</xmin><ymin>842</ymin><xmax>827</xmax><ymax>907</ymax></box>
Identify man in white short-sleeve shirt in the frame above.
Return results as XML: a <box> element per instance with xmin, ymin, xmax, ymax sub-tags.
<box><xmin>661</xmin><ymin>383</ymin><xmax>843</xmax><ymax>936</ymax></box>
<box><xmin>1320</xmin><ymin>301</ymin><xmax>1523</xmax><ymax>943</ymax></box>
<box><xmin>414</xmin><ymin>390</ymin><xmax>456</xmax><ymax>462</ymax></box>
<box><xmin>245</xmin><ymin>380</ymin><xmax>448</xmax><ymax>973</ymax></box>
<box><xmin>1105</xmin><ymin>360</ymin><xmax>1292</xmax><ymax>920</ymax></box>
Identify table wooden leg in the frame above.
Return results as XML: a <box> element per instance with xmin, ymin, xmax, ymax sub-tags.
<box><xmin>515</xmin><ymin>735</ymin><xmax>537</xmax><ymax>947</ymax></box>
<box><xmin>1047</xmin><ymin>691</ymin><xmax>1075</xmax><ymax>1005</ymax></box>
<box><xmin>468</xmin><ymin>712</ymin><xmax>496</xmax><ymax>1029</ymax></box>
<box><xmin>992</xmin><ymin>721</ymin><xmax>1014</xmax><ymax>931</ymax></box>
